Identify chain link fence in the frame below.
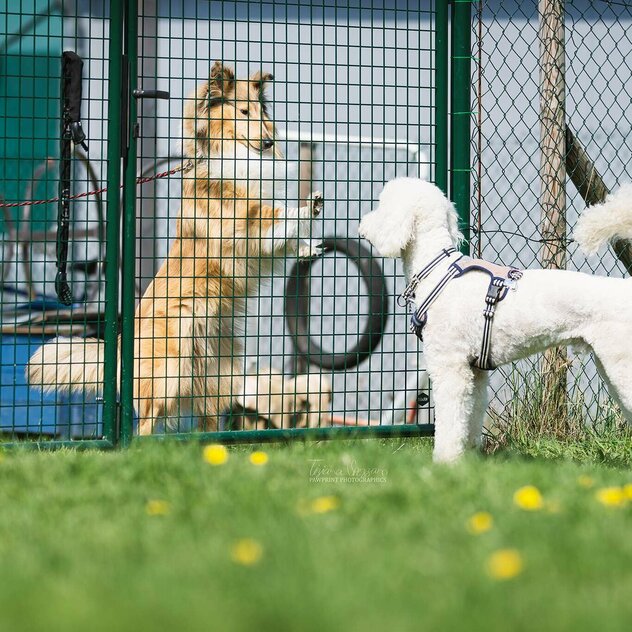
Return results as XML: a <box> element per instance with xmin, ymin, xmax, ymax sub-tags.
<box><xmin>472</xmin><ymin>0</ymin><xmax>632</xmax><ymax>426</ymax></box>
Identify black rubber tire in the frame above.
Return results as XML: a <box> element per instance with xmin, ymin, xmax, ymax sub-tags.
<box><xmin>284</xmin><ymin>237</ymin><xmax>389</xmax><ymax>371</ymax></box>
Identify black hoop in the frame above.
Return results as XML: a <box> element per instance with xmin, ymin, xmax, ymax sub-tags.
<box><xmin>284</xmin><ymin>237</ymin><xmax>389</xmax><ymax>371</ymax></box>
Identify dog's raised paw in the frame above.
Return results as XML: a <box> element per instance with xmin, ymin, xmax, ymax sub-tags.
<box><xmin>309</xmin><ymin>191</ymin><xmax>323</xmax><ymax>217</ymax></box>
<box><xmin>298</xmin><ymin>241</ymin><xmax>325</xmax><ymax>260</ymax></box>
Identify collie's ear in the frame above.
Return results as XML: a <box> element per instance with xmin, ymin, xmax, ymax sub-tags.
<box><xmin>251</xmin><ymin>70</ymin><xmax>273</xmax><ymax>107</ymax></box>
<box><xmin>358</xmin><ymin>205</ymin><xmax>416</xmax><ymax>258</ymax></box>
<box><xmin>251</xmin><ymin>70</ymin><xmax>273</xmax><ymax>94</ymax></box>
<box><xmin>209</xmin><ymin>61</ymin><xmax>235</xmax><ymax>100</ymax></box>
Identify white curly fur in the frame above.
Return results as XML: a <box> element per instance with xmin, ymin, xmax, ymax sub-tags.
<box><xmin>359</xmin><ymin>178</ymin><xmax>632</xmax><ymax>463</ymax></box>
<box><xmin>574</xmin><ymin>183</ymin><xmax>632</xmax><ymax>254</ymax></box>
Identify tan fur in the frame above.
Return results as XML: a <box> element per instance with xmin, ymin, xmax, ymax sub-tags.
<box><xmin>241</xmin><ymin>370</ymin><xmax>332</xmax><ymax>429</ymax></box>
<box><xmin>27</xmin><ymin>62</ymin><xmax>321</xmax><ymax>435</ymax></box>
<box><xmin>27</xmin><ymin>337</ymin><xmax>105</xmax><ymax>393</ymax></box>
<box><xmin>286</xmin><ymin>373</ymin><xmax>332</xmax><ymax>428</ymax></box>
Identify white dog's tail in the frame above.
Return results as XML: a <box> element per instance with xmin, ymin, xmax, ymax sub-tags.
<box><xmin>27</xmin><ymin>337</ymin><xmax>106</xmax><ymax>394</ymax></box>
<box><xmin>574</xmin><ymin>183</ymin><xmax>632</xmax><ymax>255</ymax></box>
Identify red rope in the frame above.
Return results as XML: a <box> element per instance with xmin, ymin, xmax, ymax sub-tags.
<box><xmin>0</xmin><ymin>163</ymin><xmax>191</xmax><ymax>208</ymax></box>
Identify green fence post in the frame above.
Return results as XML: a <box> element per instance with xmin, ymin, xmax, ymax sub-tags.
<box><xmin>119</xmin><ymin>0</ymin><xmax>139</xmax><ymax>447</ymax></box>
<box><xmin>435</xmin><ymin>0</ymin><xmax>449</xmax><ymax>194</ymax></box>
<box><xmin>450</xmin><ymin>0</ymin><xmax>472</xmax><ymax>253</ymax></box>
<box><xmin>102</xmin><ymin>0</ymin><xmax>125</xmax><ymax>445</ymax></box>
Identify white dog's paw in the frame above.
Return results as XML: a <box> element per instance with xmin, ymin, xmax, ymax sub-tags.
<box><xmin>298</xmin><ymin>240</ymin><xmax>325</xmax><ymax>260</ymax></box>
<box><xmin>308</xmin><ymin>191</ymin><xmax>323</xmax><ymax>217</ymax></box>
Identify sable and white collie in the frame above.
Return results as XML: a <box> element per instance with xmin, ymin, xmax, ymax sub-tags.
<box><xmin>28</xmin><ymin>61</ymin><xmax>323</xmax><ymax>435</ymax></box>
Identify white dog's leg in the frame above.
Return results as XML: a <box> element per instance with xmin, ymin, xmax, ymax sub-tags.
<box><xmin>467</xmin><ymin>369</ymin><xmax>490</xmax><ymax>449</ymax></box>
<box><xmin>429</xmin><ymin>362</ymin><xmax>478</xmax><ymax>463</ymax></box>
<box><xmin>261</xmin><ymin>192</ymin><xmax>323</xmax><ymax>256</ymax></box>
<box><xmin>592</xmin><ymin>347</ymin><xmax>632</xmax><ymax>424</ymax></box>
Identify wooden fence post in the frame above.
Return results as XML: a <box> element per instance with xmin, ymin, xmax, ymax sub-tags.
<box><xmin>539</xmin><ymin>0</ymin><xmax>568</xmax><ymax>433</ymax></box>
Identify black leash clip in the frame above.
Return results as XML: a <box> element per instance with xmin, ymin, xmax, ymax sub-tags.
<box><xmin>69</xmin><ymin>121</ymin><xmax>88</xmax><ymax>151</ymax></box>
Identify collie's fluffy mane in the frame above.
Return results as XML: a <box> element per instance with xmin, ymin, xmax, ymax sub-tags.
<box><xmin>180</xmin><ymin>62</ymin><xmax>291</xmax><ymax>200</ymax></box>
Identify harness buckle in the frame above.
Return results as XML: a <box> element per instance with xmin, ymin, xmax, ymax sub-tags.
<box><xmin>503</xmin><ymin>278</ymin><xmax>518</xmax><ymax>291</ymax></box>
<box><xmin>485</xmin><ymin>283</ymin><xmax>503</xmax><ymax>302</ymax></box>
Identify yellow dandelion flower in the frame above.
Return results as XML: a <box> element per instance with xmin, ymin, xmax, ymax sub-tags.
<box><xmin>487</xmin><ymin>549</ymin><xmax>524</xmax><ymax>580</ymax></box>
<box><xmin>146</xmin><ymin>499</ymin><xmax>171</xmax><ymax>516</ymax></box>
<box><xmin>623</xmin><ymin>483</ymin><xmax>632</xmax><ymax>500</ymax></box>
<box><xmin>513</xmin><ymin>485</ymin><xmax>544</xmax><ymax>511</ymax></box>
<box><xmin>595</xmin><ymin>486</ymin><xmax>626</xmax><ymax>507</ymax></box>
<box><xmin>203</xmin><ymin>444</ymin><xmax>228</xmax><ymax>466</ymax></box>
<box><xmin>249</xmin><ymin>451</ymin><xmax>269</xmax><ymax>466</ymax></box>
<box><xmin>466</xmin><ymin>512</ymin><xmax>493</xmax><ymax>535</ymax></box>
<box><xmin>577</xmin><ymin>475</ymin><xmax>594</xmax><ymax>489</ymax></box>
<box><xmin>310</xmin><ymin>495</ymin><xmax>341</xmax><ymax>514</ymax></box>
<box><xmin>298</xmin><ymin>496</ymin><xmax>341</xmax><ymax>515</ymax></box>
<box><xmin>231</xmin><ymin>539</ymin><xmax>263</xmax><ymax>566</ymax></box>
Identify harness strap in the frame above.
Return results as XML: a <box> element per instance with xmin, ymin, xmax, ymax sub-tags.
<box><xmin>452</xmin><ymin>257</ymin><xmax>523</xmax><ymax>370</ymax></box>
<box><xmin>403</xmin><ymin>249</ymin><xmax>523</xmax><ymax>371</ymax></box>
<box><xmin>397</xmin><ymin>247</ymin><xmax>458</xmax><ymax>307</ymax></box>
<box><xmin>409</xmin><ymin>265</ymin><xmax>461</xmax><ymax>338</ymax></box>
<box><xmin>477</xmin><ymin>278</ymin><xmax>508</xmax><ymax>370</ymax></box>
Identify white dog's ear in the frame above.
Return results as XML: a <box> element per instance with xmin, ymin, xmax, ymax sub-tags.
<box><xmin>358</xmin><ymin>206</ymin><xmax>416</xmax><ymax>258</ymax></box>
<box><xmin>446</xmin><ymin>203</ymin><xmax>465</xmax><ymax>248</ymax></box>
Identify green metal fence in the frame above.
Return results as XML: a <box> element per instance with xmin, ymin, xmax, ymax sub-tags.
<box><xmin>1</xmin><ymin>1</ymin><xmax>467</xmax><ymax>447</ymax></box>
<box><xmin>1</xmin><ymin>0</ymin><xmax>113</xmax><ymax>448</ymax></box>
<box><xmin>2</xmin><ymin>1</ymin><xmax>626</xmax><ymax>449</ymax></box>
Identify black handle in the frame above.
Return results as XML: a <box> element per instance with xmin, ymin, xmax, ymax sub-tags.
<box><xmin>133</xmin><ymin>89</ymin><xmax>170</xmax><ymax>100</ymax></box>
<box><xmin>62</xmin><ymin>51</ymin><xmax>83</xmax><ymax>123</ymax></box>
<box><xmin>62</xmin><ymin>51</ymin><xmax>88</xmax><ymax>150</ymax></box>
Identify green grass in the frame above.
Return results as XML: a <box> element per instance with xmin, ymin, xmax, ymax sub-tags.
<box><xmin>488</xmin><ymin>360</ymin><xmax>632</xmax><ymax>462</ymax></box>
<box><xmin>1</xmin><ymin>438</ymin><xmax>632</xmax><ymax>631</ymax></box>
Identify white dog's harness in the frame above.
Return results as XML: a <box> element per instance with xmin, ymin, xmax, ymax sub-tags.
<box><xmin>399</xmin><ymin>248</ymin><xmax>523</xmax><ymax>370</ymax></box>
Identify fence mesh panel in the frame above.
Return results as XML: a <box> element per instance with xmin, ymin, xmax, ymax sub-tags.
<box><xmin>130</xmin><ymin>1</ymin><xmax>438</xmax><ymax>437</ymax></box>
<box><xmin>472</xmin><ymin>0</ymin><xmax>632</xmax><ymax>424</ymax></box>
<box><xmin>0</xmin><ymin>3</ymin><xmax>109</xmax><ymax>441</ymax></box>
<box><xmin>1</xmin><ymin>1</ymin><xmax>440</xmax><ymax>443</ymax></box>
<box><xmin>2</xmin><ymin>1</ymin><xmax>629</xmax><ymax>445</ymax></box>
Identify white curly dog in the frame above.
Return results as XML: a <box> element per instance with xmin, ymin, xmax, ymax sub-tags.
<box><xmin>359</xmin><ymin>178</ymin><xmax>632</xmax><ymax>463</ymax></box>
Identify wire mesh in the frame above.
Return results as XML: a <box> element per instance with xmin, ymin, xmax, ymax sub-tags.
<box><xmin>127</xmin><ymin>1</ymin><xmax>438</xmax><ymax>439</ymax></box>
<box><xmin>3</xmin><ymin>0</ymin><xmax>627</xmax><ymax>446</ymax></box>
<box><xmin>1</xmin><ymin>1</ymin><xmax>109</xmax><ymax>442</ymax></box>
<box><xmin>472</xmin><ymin>0</ymin><xmax>632</xmax><ymax>421</ymax></box>
<box><xmin>1</xmin><ymin>1</ymin><xmax>440</xmax><ymax>444</ymax></box>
